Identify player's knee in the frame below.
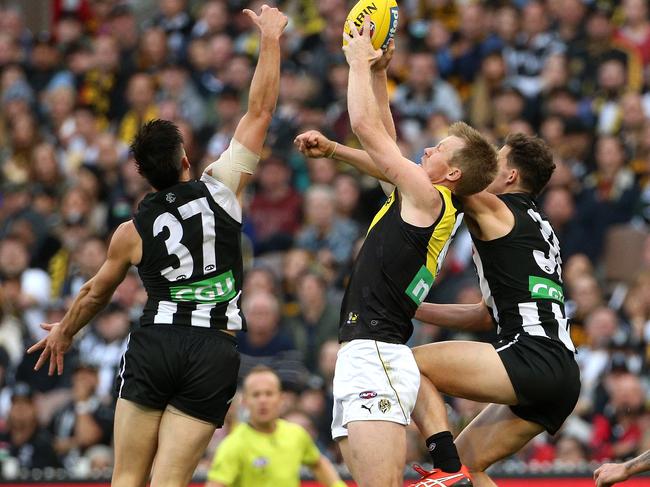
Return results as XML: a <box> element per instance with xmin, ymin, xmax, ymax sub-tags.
<box><xmin>457</xmin><ymin>441</ymin><xmax>489</xmax><ymax>473</ymax></box>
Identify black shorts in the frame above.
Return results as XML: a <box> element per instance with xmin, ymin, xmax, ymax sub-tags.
<box><xmin>117</xmin><ymin>325</ymin><xmax>240</xmax><ymax>426</ymax></box>
<box><xmin>493</xmin><ymin>334</ymin><xmax>581</xmax><ymax>434</ymax></box>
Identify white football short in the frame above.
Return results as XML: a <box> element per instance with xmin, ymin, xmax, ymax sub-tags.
<box><xmin>331</xmin><ymin>339</ymin><xmax>420</xmax><ymax>440</ymax></box>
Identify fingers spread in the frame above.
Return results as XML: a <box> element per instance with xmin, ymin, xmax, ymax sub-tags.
<box><xmin>27</xmin><ymin>338</ymin><xmax>46</xmax><ymax>354</ymax></box>
<box><xmin>348</xmin><ymin>20</ymin><xmax>359</xmax><ymax>37</ymax></box>
<box><xmin>362</xmin><ymin>15</ymin><xmax>372</xmax><ymax>38</ymax></box>
<box><xmin>34</xmin><ymin>347</ymin><xmax>50</xmax><ymax>371</ymax></box>
<box><xmin>57</xmin><ymin>352</ymin><xmax>64</xmax><ymax>376</ymax></box>
<box><xmin>48</xmin><ymin>350</ymin><xmax>57</xmax><ymax>376</ymax></box>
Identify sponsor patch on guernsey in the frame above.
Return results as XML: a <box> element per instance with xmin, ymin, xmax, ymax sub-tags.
<box><xmin>359</xmin><ymin>391</ymin><xmax>377</xmax><ymax>399</ymax></box>
<box><xmin>529</xmin><ymin>276</ymin><xmax>564</xmax><ymax>302</ymax></box>
<box><xmin>170</xmin><ymin>270</ymin><xmax>236</xmax><ymax>304</ymax></box>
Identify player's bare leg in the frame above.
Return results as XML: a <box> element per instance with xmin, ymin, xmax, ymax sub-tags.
<box><xmin>456</xmin><ymin>404</ymin><xmax>544</xmax><ymax>487</ymax></box>
<box><xmin>112</xmin><ymin>399</ymin><xmax>163</xmax><ymax>487</ymax></box>
<box><xmin>149</xmin><ymin>405</ymin><xmax>217</xmax><ymax>487</ymax></box>
<box><xmin>412</xmin><ymin>341</ymin><xmax>517</xmax><ymax>406</ymax></box>
<box><xmin>340</xmin><ymin>421</ymin><xmax>406</xmax><ymax>487</ymax></box>
<box><xmin>410</xmin><ymin>341</ymin><xmax>519</xmax><ymax>484</ymax></box>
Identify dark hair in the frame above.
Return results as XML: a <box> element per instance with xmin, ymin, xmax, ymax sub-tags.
<box><xmin>504</xmin><ymin>133</ymin><xmax>555</xmax><ymax>196</ymax></box>
<box><xmin>448</xmin><ymin>122</ymin><xmax>498</xmax><ymax>196</ymax></box>
<box><xmin>130</xmin><ymin>119</ymin><xmax>184</xmax><ymax>190</ymax></box>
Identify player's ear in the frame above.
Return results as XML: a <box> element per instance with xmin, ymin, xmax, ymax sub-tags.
<box><xmin>181</xmin><ymin>155</ymin><xmax>191</xmax><ymax>170</ymax></box>
<box><xmin>447</xmin><ymin>167</ymin><xmax>461</xmax><ymax>182</ymax></box>
<box><xmin>506</xmin><ymin>167</ymin><xmax>518</xmax><ymax>185</ymax></box>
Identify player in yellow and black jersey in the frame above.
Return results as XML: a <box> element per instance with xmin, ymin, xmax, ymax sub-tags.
<box><xmin>339</xmin><ymin>183</ymin><xmax>462</xmax><ymax>345</ymax></box>
<box><xmin>295</xmin><ymin>19</ymin><xmax>497</xmax><ymax>487</ymax></box>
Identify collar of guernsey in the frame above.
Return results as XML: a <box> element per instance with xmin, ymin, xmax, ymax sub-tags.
<box><xmin>367</xmin><ymin>184</ymin><xmax>462</xmax><ymax>281</ymax></box>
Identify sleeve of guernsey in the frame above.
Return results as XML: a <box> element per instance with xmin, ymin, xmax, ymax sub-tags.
<box><xmin>203</xmin><ymin>138</ymin><xmax>260</xmax><ymax>194</ymax></box>
<box><xmin>207</xmin><ymin>435</ymin><xmax>241</xmax><ymax>485</ymax></box>
<box><xmin>299</xmin><ymin>426</ymin><xmax>321</xmax><ymax>467</ymax></box>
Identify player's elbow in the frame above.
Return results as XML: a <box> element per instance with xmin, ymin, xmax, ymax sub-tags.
<box><xmin>350</xmin><ymin>119</ymin><xmax>375</xmax><ymax>144</ymax></box>
<box><xmin>246</xmin><ymin>104</ymin><xmax>274</xmax><ymax>125</ymax></box>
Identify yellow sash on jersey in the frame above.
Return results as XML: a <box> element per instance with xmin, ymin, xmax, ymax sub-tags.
<box><xmin>367</xmin><ymin>185</ymin><xmax>460</xmax><ymax>281</ymax></box>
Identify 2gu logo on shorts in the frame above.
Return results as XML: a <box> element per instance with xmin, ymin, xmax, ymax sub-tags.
<box><xmin>170</xmin><ymin>270</ymin><xmax>236</xmax><ymax>303</ymax></box>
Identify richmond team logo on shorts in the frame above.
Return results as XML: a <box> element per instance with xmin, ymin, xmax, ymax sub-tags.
<box><xmin>378</xmin><ymin>399</ymin><xmax>391</xmax><ymax>414</ymax></box>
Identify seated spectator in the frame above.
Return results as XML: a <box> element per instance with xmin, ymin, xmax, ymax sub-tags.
<box><xmin>118</xmin><ymin>72</ymin><xmax>159</xmax><ymax>144</ymax></box>
<box><xmin>0</xmin><ymin>383</ymin><xmax>60</xmax><ymax>469</ymax></box>
<box><xmin>248</xmin><ymin>158</ymin><xmax>302</xmax><ymax>255</ymax></box>
<box><xmin>574</xmin><ymin>135</ymin><xmax>639</xmax><ymax>262</ymax></box>
<box><xmin>50</xmin><ymin>360</ymin><xmax>114</xmax><ymax>470</ymax></box>
<box><xmin>576</xmin><ymin>307</ymin><xmax>623</xmax><ymax>414</ymax></box>
<box><xmin>0</xmin><ymin>236</ymin><xmax>51</xmax><ymax>341</ymax></box>
<box><xmin>77</xmin><ymin>304</ymin><xmax>130</xmax><ymax>399</ymax></box>
<box><xmin>237</xmin><ymin>292</ymin><xmax>304</xmax><ymax>388</ymax></box>
<box><xmin>286</xmin><ymin>271</ymin><xmax>340</xmax><ymax>372</ymax></box>
<box><xmin>296</xmin><ymin>185</ymin><xmax>359</xmax><ymax>266</ymax></box>
<box><xmin>554</xmin><ymin>435</ymin><xmax>589</xmax><ymax>466</ymax></box>
<box><xmin>591</xmin><ymin>371</ymin><xmax>646</xmax><ymax>461</ymax></box>
<box><xmin>392</xmin><ymin>52</ymin><xmax>463</xmax><ymax>129</ymax></box>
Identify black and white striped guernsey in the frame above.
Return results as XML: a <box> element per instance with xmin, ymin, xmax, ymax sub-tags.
<box><xmin>472</xmin><ymin>193</ymin><xmax>575</xmax><ymax>352</ymax></box>
<box><xmin>132</xmin><ymin>173</ymin><xmax>245</xmax><ymax>331</ymax></box>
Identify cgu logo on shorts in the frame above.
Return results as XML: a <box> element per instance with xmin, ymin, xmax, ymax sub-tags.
<box><xmin>170</xmin><ymin>270</ymin><xmax>237</xmax><ymax>303</ymax></box>
<box><xmin>529</xmin><ymin>276</ymin><xmax>564</xmax><ymax>303</ymax></box>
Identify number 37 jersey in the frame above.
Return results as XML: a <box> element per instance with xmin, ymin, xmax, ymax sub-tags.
<box><xmin>472</xmin><ymin>193</ymin><xmax>574</xmax><ymax>351</ymax></box>
<box><xmin>132</xmin><ymin>173</ymin><xmax>245</xmax><ymax>331</ymax></box>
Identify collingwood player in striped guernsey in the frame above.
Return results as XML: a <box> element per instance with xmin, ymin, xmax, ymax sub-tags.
<box><xmin>27</xmin><ymin>6</ymin><xmax>287</xmax><ymax>487</ymax></box>
<box><xmin>410</xmin><ymin>134</ymin><xmax>581</xmax><ymax>487</ymax></box>
<box><xmin>293</xmin><ymin>20</ymin><xmax>497</xmax><ymax>487</ymax></box>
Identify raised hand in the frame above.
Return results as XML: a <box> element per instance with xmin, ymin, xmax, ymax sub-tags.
<box><xmin>294</xmin><ymin>130</ymin><xmax>336</xmax><ymax>158</ymax></box>
<box><xmin>372</xmin><ymin>38</ymin><xmax>395</xmax><ymax>72</ymax></box>
<box><xmin>27</xmin><ymin>322</ymin><xmax>73</xmax><ymax>376</ymax></box>
<box><xmin>342</xmin><ymin>16</ymin><xmax>382</xmax><ymax>67</ymax></box>
<box><xmin>243</xmin><ymin>4</ymin><xmax>288</xmax><ymax>39</ymax></box>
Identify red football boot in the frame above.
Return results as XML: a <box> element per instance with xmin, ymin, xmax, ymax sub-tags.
<box><xmin>410</xmin><ymin>464</ymin><xmax>473</xmax><ymax>486</ymax></box>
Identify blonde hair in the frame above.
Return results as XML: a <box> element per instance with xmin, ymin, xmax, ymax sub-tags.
<box><xmin>447</xmin><ymin>122</ymin><xmax>498</xmax><ymax>196</ymax></box>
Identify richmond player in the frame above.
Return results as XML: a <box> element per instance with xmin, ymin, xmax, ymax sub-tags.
<box><xmin>28</xmin><ymin>6</ymin><xmax>287</xmax><ymax>487</ymax></box>
<box><xmin>298</xmin><ymin>20</ymin><xmax>497</xmax><ymax>487</ymax></box>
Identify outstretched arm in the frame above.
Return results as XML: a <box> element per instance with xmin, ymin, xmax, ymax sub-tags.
<box><xmin>415</xmin><ymin>301</ymin><xmax>493</xmax><ymax>332</ymax></box>
<box><xmin>27</xmin><ymin>222</ymin><xmax>139</xmax><ymax>375</ymax></box>
<box><xmin>594</xmin><ymin>450</ymin><xmax>650</xmax><ymax>487</ymax></box>
<box><xmin>371</xmin><ymin>39</ymin><xmax>397</xmax><ymax>142</ymax></box>
<box><xmin>344</xmin><ymin>19</ymin><xmax>438</xmax><ymax>221</ymax></box>
<box><xmin>204</xmin><ymin>5</ymin><xmax>287</xmax><ymax>196</ymax></box>
<box><xmin>294</xmin><ymin>130</ymin><xmax>388</xmax><ymax>181</ymax></box>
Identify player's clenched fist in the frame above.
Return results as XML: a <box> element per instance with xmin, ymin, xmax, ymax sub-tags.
<box><xmin>294</xmin><ymin>131</ymin><xmax>335</xmax><ymax>159</ymax></box>
<box><xmin>243</xmin><ymin>4</ymin><xmax>288</xmax><ymax>38</ymax></box>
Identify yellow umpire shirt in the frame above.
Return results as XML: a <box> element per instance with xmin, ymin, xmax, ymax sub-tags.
<box><xmin>207</xmin><ymin>419</ymin><xmax>321</xmax><ymax>487</ymax></box>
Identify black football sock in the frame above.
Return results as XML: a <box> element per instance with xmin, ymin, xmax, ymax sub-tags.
<box><xmin>425</xmin><ymin>431</ymin><xmax>461</xmax><ymax>473</ymax></box>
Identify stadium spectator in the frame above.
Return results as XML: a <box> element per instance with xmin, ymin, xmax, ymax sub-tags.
<box><xmin>392</xmin><ymin>51</ymin><xmax>463</xmax><ymax>126</ymax></box>
<box><xmin>0</xmin><ymin>383</ymin><xmax>60</xmax><ymax>469</ymax></box>
<box><xmin>50</xmin><ymin>360</ymin><xmax>114</xmax><ymax>469</ymax></box>
<box><xmin>286</xmin><ymin>271</ymin><xmax>339</xmax><ymax>372</ymax></box>
<box><xmin>248</xmin><ymin>157</ymin><xmax>302</xmax><ymax>255</ymax></box>
<box><xmin>574</xmin><ymin>135</ymin><xmax>639</xmax><ymax>262</ymax></box>
<box><xmin>296</xmin><ymin>185</ymin><xmax>359</xmax><ymax>266</ymax></box>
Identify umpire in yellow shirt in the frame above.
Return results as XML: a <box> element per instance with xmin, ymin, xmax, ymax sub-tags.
<box><xmin>206</xmin><ymin>366</ymin><xmax>345</xmax><ymax>487</ymax></box>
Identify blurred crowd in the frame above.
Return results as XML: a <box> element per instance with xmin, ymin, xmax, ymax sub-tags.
<box><xmin>1</xmin><ymin>0</ymin><xmax>650</xmax><ymax>480</ymax></box>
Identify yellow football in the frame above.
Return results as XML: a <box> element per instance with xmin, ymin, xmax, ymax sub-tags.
<box><xmin>343</xmin><ymin>0</ymin><xmax>399</xmax><ymax>51</ymax></box>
